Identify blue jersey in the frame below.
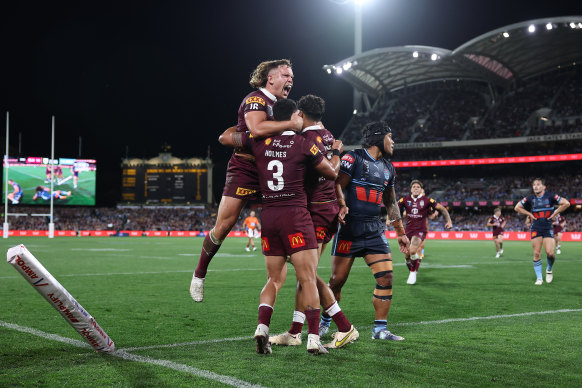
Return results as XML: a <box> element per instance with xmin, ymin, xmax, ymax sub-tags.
<box><xmin>339</xmin><ymin>149</ymin><xmax>395</xmax><ymax>218</ymax></box>
<box><xmin>37</xmin><ymin>190</ymin><xmax>52</xmax><ymax>201</ymax></box>
<box><xmin>11</xmin><ymin>182</ymin><xmax>22</xmax><ymax>194</ymax></box>
<box><xmin>519</xmin><ymin>191</ymin><xmax>562</xmax><ymax>230</ymax></box>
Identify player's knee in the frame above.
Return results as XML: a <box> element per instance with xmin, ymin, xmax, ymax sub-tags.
<box><xmin>328</xmin><ymin>275</ymin><xmax>346</xmax><ymax>293</ymax></box>
<box><xmin>374</xmin><ymin>270</ymin><xmax>393</xmax><ymax>288</ymax></box>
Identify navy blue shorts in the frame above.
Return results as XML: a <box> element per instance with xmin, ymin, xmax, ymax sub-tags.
<box><xmin>531</xmin><ymin>226</ymin><xmax>553</xmax><ymax>239</ymax></box>
<box><xmin>331</xmin><ymin>219</ymin><xmax>390</xmax><ymax>257</ymax></box>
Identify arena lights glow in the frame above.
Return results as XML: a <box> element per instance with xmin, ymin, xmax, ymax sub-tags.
<box><xmin>326</xmin><ymin>68</ymin><xmax>332</xmax><ymax>74</ymax></box>
<box><xmin>546</xmin><ymin>23</ymin><xmax>553</xmax><ymax>30</ymax></box>
<box><xmin>392</xmin><ymin>153</ymin><xmax>582</xmax><ymax>168</ymax></box>
<box><xmin>336</xmin><ymin>67</ymin><xmax>343</xmax><ymax>75</ymax></box>
<box><xmin>342</xmin><ymin>62</ymin><xmax>352</xmax><ymax>70</ymax></box>
<box><xmin>412</xmin><ymin>51</ymin><xmax>419</xmax><ymax>58</ymax></box>
<box><xmin>528</xmin><ymin>24</ymin><xmax>536</xmax><ymax>33</ymax></box>
<box><xmin>570</xmin><ymin>22</ymin><xmax>576</xmax><ymax>29</ymax></box>
<box><xmin>430</xmin><ymin>53</ymin><xmax>438</xmax><ymax>61</ymax></box>
<box><xmin>502</xmin><ymin>32</ymin><xmax>510</xmax><ymax>38</ymax></box>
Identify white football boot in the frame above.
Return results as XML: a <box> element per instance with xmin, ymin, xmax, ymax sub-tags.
<box><xmin>406</xmin><ymin>271</ymin><xmax>417</xmax><ymax>285</ymax></box>
<box><xmin>324</xmin><ymin>325</ymin><xmax>359</xmax><ymax>348</ymax></box>
<box><xmin>307</xmin><ymin>334</ymin><xmax>328</xmax><ymax>355</ymax></box>
<box><xmin>534</xmin><ymin>278</ymin><xmax>543</xmax><ymax>286</ymax></box>
<box><xmin>190</xmin><ymin>276</ymin><xmax>204</xmax><ymax>302</ymax></box>
<box><xmin>254</xmin><ymin>324</ymin><xmax>272</xmax><ymax>354</ymax></box>
<box><xmin>546</xmin><ymin>270</ymin><xmax>553</xmax><ymax>284</ymax></box>
<box><xmin>269</xmin><ymin>332</ymin><xmax>301</xmax><ymax>346</ymax></box>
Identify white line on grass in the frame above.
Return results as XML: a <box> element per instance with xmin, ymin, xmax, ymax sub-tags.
<box><xmin>0</xmin><ymin>320</ymin><xmax>265</xmax><ymax>388</ymax></box>
<box><xmin>120</xmin><ymin>308</ymin><xmax>582</xmax><ymax>352</ymax></box>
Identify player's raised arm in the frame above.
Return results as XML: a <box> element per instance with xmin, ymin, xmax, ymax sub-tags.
<box><xmin>383</xmin><ymin>186</ymin><xmax>409</xmax><ymax>254</ymax></box>
<box><xmin>245</xmin><ymin>110</ymin><xmax>302</xmax><ymax>138</ymax></box>
<box><xmin>314</xmin><ymin>140</ymin><xmax>343</xmax><ymax>180</ymax></box>
<box><xmin>549</xmin><ymin>197</ymin><xmax>570</xmax><ymax>220</ymax></box>
<box><xmin>435</xmin><ymin>202</ymin><xmax>453</xmax><ymax>229</ymax></box>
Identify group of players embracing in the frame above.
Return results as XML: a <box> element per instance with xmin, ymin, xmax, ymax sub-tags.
<box><xmin>187</xmin><ymin>59</ymin><xmax>452</xmax><ymax>355</ymax></box>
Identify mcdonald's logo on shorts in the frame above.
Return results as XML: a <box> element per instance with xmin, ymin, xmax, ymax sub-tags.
<box><xmin>531</xmin><ymin>231</ymin><xmax>538</xmax><ymax>238</ymax></box>
<box><xmin>315</xmin><ymin>227</ymin><xmax>327</xmax><ymax>240</ymax></box>
<box><xmin>288</xmin><ymin>233</ymin><xmax>306</xmax><ymax>248</ymax></box>
<box><xmin>261</xmin><ymin>237</ymin><xmax>270</xmax><ymax>251</ymax></box>
<box><xmin>336</xmin><ymin>240</ymin><xmax>352</xmax><ymax>254</ymax></box>
<box><xmin>235</xmin><ymin>187</ymin><xmax>257</xmax><ymax>196</ymax></box>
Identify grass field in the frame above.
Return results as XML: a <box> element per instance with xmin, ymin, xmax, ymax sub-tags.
<box><xmin>0</xmin><ymin>237</ymin><xmax>581</xmax><ymax>387</ymax></box>
<box><xmin>3</xmin><ymin>165</ymin><xmax>96</xmax><ymax>206</ymax></box>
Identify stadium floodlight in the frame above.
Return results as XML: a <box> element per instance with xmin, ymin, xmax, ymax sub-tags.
<box><xmin>502</xmin><ymin>32</ymin><xmax>510</xmax><ymax>38</ymax></box>
<box><xmin>336</xmin><ymin>67</ymin><xmax>343</xmax><ymax>75</ymax></box>
<box><xmin>431</xmin><ymin>53</ymin><xmax>438</xmax><ymax>61</ymax></box>
<box><xmin>528</xmin><ymin>24</ymin><xmax>536</xmax><ymax>33</ymax></box>
<box><xmin>578</xmin><ymin>23</ymin><xmax>582</xmax><ymax>29</ymax></box>
<box><xmin>343</xmin><ymin>62</ymin><xmax>352</xmax><ymax>70</ymax></box>
<box><xmin>412</xmin><ymin>51</ymin><xmax>419</xmax><ymax>58</ymax></box>
<box><xmin>546</xmin><ymin>23</ymin><xmax>553</xmax><ymax>30</ymax></box>
<box><xmin>326</xmin><ymin>68</ymin><xmax>332</xmax><ymax>74</ymax></box>
<box><xmin>570</xmin><ymin>22</ymin><xmax>576</xmax><ymax>29</ymax></box>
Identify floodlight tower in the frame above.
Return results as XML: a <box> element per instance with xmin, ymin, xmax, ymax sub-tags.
<box><xmin>352</xmin><ymin>0</ymin><xmax>366</xmax><ymax>114</ymax></box>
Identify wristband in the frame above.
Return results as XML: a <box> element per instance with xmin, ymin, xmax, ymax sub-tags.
<box><xmin>332</xmin><ymin>149</ymin><xmax>340</xmax><ymax>157</ymax></box>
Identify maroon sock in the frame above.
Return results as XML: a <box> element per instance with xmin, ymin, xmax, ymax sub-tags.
<box><xmin>304</xmin><ymin>309</ymin><xmax>320</xmax><ymax>335</ymax></box>
<box><xmin>194</xmin><ymin>233</ymin><xmax>221</xmax><ymax>278</ymax></box>
<box><xmin>415</xmin><ymin>258</ymin><xmax>422</xmax><ymax>272</ymax></box>
<box><xmin>331</xmin><ymin>311</ymin><xmax>351</xmax><ymax>332</ymax></box>
<box><xmin>289</xmin><ymin>321</ymin><xmax>303</xmax><ymax>335</ymax></box>
<box><xmin>258</xmin><ymin>305</ymin><xmax>273</xmax><ymax>327</ymax></box>
<box><xmin>406</xmin><ymin>261</ymin><xmax>415</xmax><ymax>272</ymax></box>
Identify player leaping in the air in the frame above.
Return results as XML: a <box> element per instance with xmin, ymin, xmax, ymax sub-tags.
<box><xmin>514</xmin><ymin>177</ymin><xmax>569</xmax><ymax>285</ymax></box>
<box><xmin>190</xmin><ymin>59</ymin><xmax>301</xmax><ymax>302</ymax></box>
<box><xmin>398</xmin><ymin>180</ymin><xmax>452</xmax><ymax>285</ymax></box>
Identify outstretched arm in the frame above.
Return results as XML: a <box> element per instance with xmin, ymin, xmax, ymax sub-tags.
<box><xmin>383</xmin><ymin>186</ymin><xmax>409</xmax><ymax>254</ymax></box>
<box><xmin>435</xmin><ymin>203</ymin><xmax>453</xmax><ymax>230</ymax></box>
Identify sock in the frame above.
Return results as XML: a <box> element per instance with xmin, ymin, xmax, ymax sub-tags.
<box><xmin>557</xmin><ymin>245</ymin><xmax>561</xmax><ymax>250</ymax></box>
<box><xmin>289</xmin><ymin>311</ymin><xmax>305</xmax><ymax>335</ymax></box>
<box><xmin>320</xmin><ymin>312</ymin><xmax>332</xmax><ymax>327</ymax></box>
<box><xmin>533</xmin><ymin>260</ymin><xmax>542</xmax><ymax>279</ymax></box>
<box><xmin>258</xmin><ymin>304</ymin><xmax>273</xmax><ymax>327</ymax></box>
<box><xmin>373</xmin><ymin>319</ymin><xmax>387</xmax><ymax>334</ymax></box>
<box><xmin>406</xmin><ymin>260</ymin><xmax>415</xmax><ymax>272</ymax></box>
<box><xmin>194</xmin><ymin>229</ymin><xmax>221</xmax><ymax>278</ymax></box>
<box><xmin>325</xmin><ymin>302</ymin><xmax>351</xmax><ymax>332</ymax></box>
<box><xmin>500</xmin><ymin>243</ymin><xmax>503</xmax><ymax>250</ymax></box>
<box><xmin>547</xmin><ymin>255</ymin><xmax>555</xmax><ymax>271</ymax></box>
<box><xmin>305</xmin><ymin>309</ymin><xmax>321</xmax><ymax>335</ymax></box>
<box><xmin>415</xmin><ymin>258</ymin><xmax>422</xmax><ymax>272</ymax></box>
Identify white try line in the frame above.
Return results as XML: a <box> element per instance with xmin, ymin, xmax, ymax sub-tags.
<box><xmin>0</xmin><ymin>320</ymin><xmax>265</xmax><ymax>388</ymax></box>
<box><xmin>120</xmin><ymin>308</ymin><xmax>582</xmax><ymax>352</ymax></box>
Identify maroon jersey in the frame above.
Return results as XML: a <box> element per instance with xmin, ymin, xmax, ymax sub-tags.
<box><xmin>241</xmin><ymin>131</ymin><xmax>324</xmax><ymax>208</ymax></box>
<box><xmin>398</xmin><ymin>195</ymin><xmax>437</xmax><ymax>234</ymax></box>
<box><xmin>488</xmin><ymin>215</ymin><xmax>505</xmax><ymax>236</ymax></box>
<box><xmin>302</xmin><ymin>124</ymin><xmax>336</xmax><ymax>203</ymax></box>
<box><xmin>553</xmin><ymin>214</ymin><xmax>565</xmax><ymax>233</ymax></box>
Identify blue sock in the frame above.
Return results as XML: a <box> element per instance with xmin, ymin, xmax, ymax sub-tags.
<box><xmin>373</xmin><ymin>320</ymin><xmax>387</xmax><ymax>334</ymax></box>
<box><xmin>533</xmin><ymin>260</ymin><xmax>542</xmax><ymax>279</ymax></box>
<box><xmin>320</xmin><ymin>314</ymin><xmax>331</xmax><ymax>327</ymax></box>
<box><xmin>547</xmin><ymin>256</ymin><xmax>555</xmax><ymax>271</ymax></box>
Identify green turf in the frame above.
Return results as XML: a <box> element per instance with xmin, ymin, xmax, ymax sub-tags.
<box><xmin>3</xmin><ymin>166</ymin><xmax>96</xmax><ymax>206</ymax></box>
<box><xmin>0</xmin><ymin>237</ymin><xmax>581</xmax><ymax>387</ymax></box>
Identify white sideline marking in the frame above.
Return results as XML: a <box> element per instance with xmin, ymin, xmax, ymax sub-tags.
<box><xmin>0</xmin><ymin>320</ymin><xmax>265</xmax><ymax>388</ymax></box>
<box><xmin>120</xmin><ymin>308</ymin><xmax>582</xmax><ymax>352</ymax></box>
<box><xmin>71</xmin><ymin>248</ymin><xmax>131</xmax><ymax>252</ymax></box>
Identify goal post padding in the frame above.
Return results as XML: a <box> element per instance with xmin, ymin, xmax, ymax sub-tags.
<box><xmin>6</xmin><ymin>244</ymin><xmax>115</xmax><ymax>352</ymax></box>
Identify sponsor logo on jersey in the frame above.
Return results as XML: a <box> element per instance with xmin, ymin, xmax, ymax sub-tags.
<box><xmin>336</xmin><ymin>240</ymin><xmax>352</xmax><ymax>254</ymax></box>
<box><xmin>265</xmin><ymin>138</ymin><xmax>272</xmax><ymax>145</ymax></box>
<box><xmin>341</xmin><ymin>154</ymin><xmax>354</xmax><ymax>163</ymax></box>
<box><xmin>261</xmin><ymin>237</ymin><xmax>270</xmax><ymax>251</ymax></box>
<box><xmin>316</xmin><ymin>136</ymin><xmax>322</xmax><ymax>143</ymax></box>
<box><xmin>310</xmin><ymin>145</ymin><xmax>319</xmax><ymax>155</ymax></box>
<box><xmin>315</xmin><ymin>227</ymin><xmax>327</xmax><ymax>240</ymax></box>
<box><xmin>420</xmin><ymin>200</ymin><xmax>424</xmax><ymax>207</ymax></box>
<box><xmin>246</xmin><ymin>96</ymin><xmax>266</xmax><ymax>106</ymax></box>
<box><xmin>288</xmin><ymin>233</ymin><xmax>306</xmax><ymax>248</ymax></box>
<box><xmin>235</xmin><ymin>187</ymin><xmax>257</xmax><ymax>196</ymax></box>
<box><xmin>341</xmin><ymin>160</ymin><xmax>352</xmax><ymax>169</ymax></box>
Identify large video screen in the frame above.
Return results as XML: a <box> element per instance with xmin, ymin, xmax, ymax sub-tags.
<box><xmin>3</xmin><ymin>157</ymin><xmax>97</xmax><ymax>206</ymax></box>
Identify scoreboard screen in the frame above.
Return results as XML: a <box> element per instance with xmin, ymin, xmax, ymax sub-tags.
<box><xmin>122</xmin><ymin>165</ymin><xmax>208</xmax><ymax>204</ymax></box>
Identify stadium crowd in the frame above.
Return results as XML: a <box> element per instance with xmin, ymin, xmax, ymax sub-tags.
<box><xmin>4</xmin><ymin>204</ymin><xmax>581</xmax><ymax>232</ymax></box>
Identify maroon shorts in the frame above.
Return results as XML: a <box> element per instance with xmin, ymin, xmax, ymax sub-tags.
<box><xmin>406</xmin><ymin>229</ymin><xmax>427</xmax><ymax>242</ymax></box>
<box><xmin>308</xmin><ymin>201</ymin><xmax>339</xmax><ymax>244</ymax></box>
<box><xmin>222</xmin><ymin>154</ymin><xmax>260</xmax><ymax>201</ymax></box>
<box><xmin>492</xmin><ymin>227</ymin><xmax>504</xmax><ymax>238</ymax></box>
<box><xmin>553</xmin><ymin>226</ymin><xmax>563</xmax><ymax>234</ymax></box>
<box><xmin>260</xmin><ymin>207</ymin><xmax>318</xmax><ymax>256</ymax></box>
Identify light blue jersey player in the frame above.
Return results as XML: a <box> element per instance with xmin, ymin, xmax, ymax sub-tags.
<box><xmin>7</xmin><ymin>179</ymin><xmax>23</xmax><ymax>204</ymax></box>
<box><xmin>515</xmin><ymin>178</ymin><xmax>570</xmax><ymax>285</ymax></box>
<box><xmin>33</xmin><ymin>186</ymin><xmax>72</xmax><ymax>201</ymax></box>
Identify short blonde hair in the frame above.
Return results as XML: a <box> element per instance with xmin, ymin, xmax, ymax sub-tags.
<box><xmin>249</xmin><ymin>59</ymin><xmax>292</xmax><ymax>88</ymax></box>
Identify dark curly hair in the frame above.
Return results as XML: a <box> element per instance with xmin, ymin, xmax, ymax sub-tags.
<box><xmin>297</xmin><ymin>94</ymin><xmax>325</xmax><ymax>121</ymax></box>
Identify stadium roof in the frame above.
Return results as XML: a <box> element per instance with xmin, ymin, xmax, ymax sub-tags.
<box><xmin>323</xmin><ymin>16</ymin><xmax>582</xmax><ymax>98</ymax></box>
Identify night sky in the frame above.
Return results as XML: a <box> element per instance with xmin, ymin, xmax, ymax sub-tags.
<box><xmin>1</xmin><ymin>0</ymin><xmax>581</xmax><ymax>205</ymax></box>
